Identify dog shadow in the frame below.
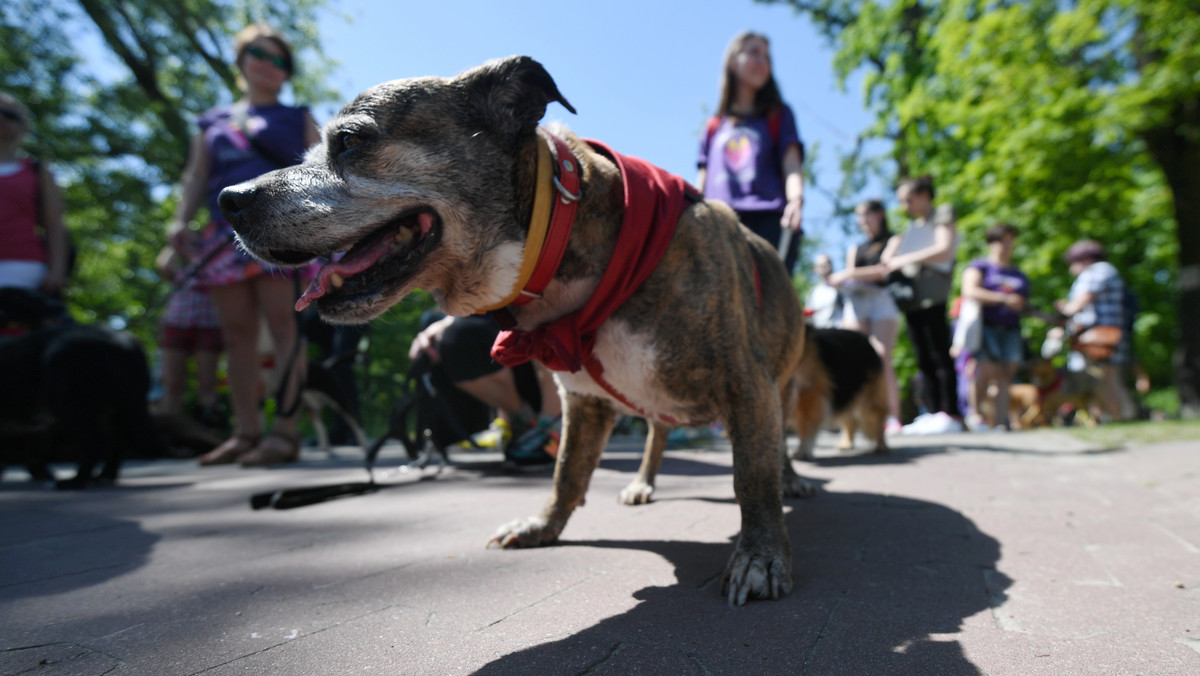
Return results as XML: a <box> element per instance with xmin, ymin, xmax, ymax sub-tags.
<box><xmin>0</xmin><ymin>511</ymin><xmax>159</xmax><ymax>602</ymax></box>
<box><xmin>598</xmin><ymin>453</ymin><xmax>734</xmax><ymax>477</ymax></box>
<box><xmin>475</xmin><ymin>491</ymin><xmax>1010</xmax><ymax>675</ymax></box>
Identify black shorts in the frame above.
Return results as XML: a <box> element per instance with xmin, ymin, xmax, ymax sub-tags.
<box><xmin>436</xmin><ymin>315</ymin><xmax>542</xmax><ymax>413</ymax></box>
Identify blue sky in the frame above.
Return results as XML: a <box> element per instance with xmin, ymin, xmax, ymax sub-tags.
<box><xmin>313</xmin><ymin>0</ymin><xmax>888</xmax><ymax>267</ymax></box>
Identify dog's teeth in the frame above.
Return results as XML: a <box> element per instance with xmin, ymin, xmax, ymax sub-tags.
<box><xmin>330</xmin><ymin>273</ymin><xmax>344</xmax><ymax>289</ymax></box>
<box><xmin>395</xmin><ymin>228</ymin><xmax>414</xmax><ymax>245</ymax></box>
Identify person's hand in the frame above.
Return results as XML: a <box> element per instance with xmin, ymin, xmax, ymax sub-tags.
<box><xmin>861</xmin><ymin>264</ymin><xmax>890</xmax><ymax>282</ymax></box>
<box><xmin>1004</xmin><ymin>293</ymin><xmax>1026</xmax><ymax>312</ymax></box>
<box><xmin>167</xmin><ymin>221</ymin><xmax>199</xmax><ymax>260</ymax></box>
<box><xmin>828</xmin><ymin>270</ymin><xmax>848</xmax><ymax>287</ymax></box>
<box><xmin>408</xmin><ymin>315</ymin><xmax>455</xmax><ymax>362</ymax></box>
<box><xmin>781</xmin><ymin>197</ymin><xmax>803</xmax><ymax>235</ymax></box>
<box><xmin>1052</xmin><ymin>299</ymin><xmax>1068</xmax><ymax>315</ymax></box>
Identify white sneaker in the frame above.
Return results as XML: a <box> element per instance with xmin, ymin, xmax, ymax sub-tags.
<box><xmin>900</xmin><ymin>412</ymin><xmax>937</xmax><ymax>435</ymax></box>
<box><xmin>924</xmin><ymin>412</ymin><xmax>965</xmax><ymax>434</ymax></box>
<box><xmin>903</xmin><ymin>412</ymin><xmax>965</xmax><ymax>435</ymax></box>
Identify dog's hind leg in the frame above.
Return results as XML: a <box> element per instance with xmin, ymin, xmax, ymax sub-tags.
<box><xmin>836</xmin><ymin>417</ymin><xmax>856</xmax><ymax>451</ymax></box>
<box><xmin>619</xmin><ymin>420</ymin><xmax>668</xmax><ymax>505</ymax></box>
<box><xmin>490</xmin><ymin>393</ymin><xmax>618</xmax><ymax>549</ymax></box>
<box><xmin>780</xmin><ymin>377</ymin><xmax>819</xmax><ymax>496</ymax></box>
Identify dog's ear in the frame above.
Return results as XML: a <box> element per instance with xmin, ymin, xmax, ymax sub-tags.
<box><xmin>459</xmin><ymin>56</ymin><xmax>576</xmax><ymax>147</ymax></box>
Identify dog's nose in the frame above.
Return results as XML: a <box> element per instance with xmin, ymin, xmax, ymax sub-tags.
<box><xmin>218</xmin><ymin>183</ymin><xmax>258</xmax><ymax>230</ymax></box>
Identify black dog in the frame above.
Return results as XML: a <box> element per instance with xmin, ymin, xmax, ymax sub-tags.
<box><xmin>0</xmin><ymin>288</ymin><xmax>158</xmax><ymax>489</ymax></box>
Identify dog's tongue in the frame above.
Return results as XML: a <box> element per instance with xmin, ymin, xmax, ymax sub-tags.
<box><xmin>294</xmin><ymin>213</ymin><xmax>433</xmax><ymax>311</ymax></box>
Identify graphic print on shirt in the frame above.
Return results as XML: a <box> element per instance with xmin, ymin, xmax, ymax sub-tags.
<box><xmin>722</xmin><ymin>127</ymin><xmax>761</xmax><ymax>186</ymax></box>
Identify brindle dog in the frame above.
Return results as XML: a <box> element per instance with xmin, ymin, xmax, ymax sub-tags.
<box><xmin>217</xmin><ymin>56</ymin><xmax>814</xmax><ymax>604</ymax></box>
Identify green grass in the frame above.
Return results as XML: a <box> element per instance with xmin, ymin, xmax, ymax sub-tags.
<box><xmin>1062</xmin><ymin>418</ymin><xmax>1200</xmax><ymax>446</ymax></box>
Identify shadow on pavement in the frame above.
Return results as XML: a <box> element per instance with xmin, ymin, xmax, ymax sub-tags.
<box><xmin>475</xmin><ymin>491</ymin><xmax>1011</xmax><ymax>675</ymax></box>
<box><xmin>0</xmin><ymin>511</ymin><xmax>159</xmax><ymax>602</ymax></box>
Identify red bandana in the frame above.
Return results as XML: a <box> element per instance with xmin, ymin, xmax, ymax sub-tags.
<box><xmin>491</xmin><ymin>140</ymin><xmax>696</xmax><ymax>374</ymax></box>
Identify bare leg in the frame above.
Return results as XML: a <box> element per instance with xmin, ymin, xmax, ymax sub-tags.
<box><xmin>159</xmin><ymin>347</ymin><xmax>189</xmax><ymax>415</ymax></box>
<box><xmin>993</xmin><ymin>363</ymin><xmax>1017</xmax><ymax>429</ymax></box>
<box><xmin>209</xmin><ymin>281</ymin><xmax>262</xmax><ymax>440</ymax></box>
<box><xmin>256</xmin><ymin>276</ymin><xmax>305</xmax><ymax>438</ymax></box>
<box><xmin>866</xmin><ymin>318</ymin><xmax>901</xmax><ymax>420</ymax></box>
<box><xmin>974</xmin><ymin>361</ymin><xmax>998</xmax><ymax>426</ymax></box>
<box><xmin>194</xmin><ymin>349</ymin><xmax>220</xmax><ymax>409</ymax></box>
<box><xmin>458</xmin><ymin>367</ymin><xmax>524</xmax><ymax>417</ymax></box>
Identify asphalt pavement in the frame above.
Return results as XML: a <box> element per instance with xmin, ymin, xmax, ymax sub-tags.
<box><xmin>1</xmin><ymin>429</ymin><xmax>1197</xmax><ymax>675</ymax></box>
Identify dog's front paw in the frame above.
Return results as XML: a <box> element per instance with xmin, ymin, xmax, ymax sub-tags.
<box><xmin>781</xmin><ymin>474</ymin><xmax>820</xmax><ymax>498</ymax></box>
<box><xmin>618</xmin><ymin>479</ymin><xmax>654</xmax><ymax>505</ymax></box>
<box><xmin>488</xmin><ymin>515</ymin><xmax>564</xmax><ymax>549</ymax></box>
<box><xmin>722</xmin><ymin>546</ymin><xmax>792</xmax><ymax>605</ymax></box>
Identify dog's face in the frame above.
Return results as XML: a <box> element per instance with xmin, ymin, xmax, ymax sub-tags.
<box><xmin>219</xmin><ymin>56</ymin><xmax>574</xmax><ymax>322</ymax></box>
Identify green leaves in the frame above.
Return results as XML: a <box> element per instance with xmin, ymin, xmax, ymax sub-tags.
<box><xmin>767</xmin><ymin>0</ymin><xmax>1194</xmax><ymax>395</ymax></box>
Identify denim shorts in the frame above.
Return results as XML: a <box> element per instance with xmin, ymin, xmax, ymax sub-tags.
<box><xmin>843</xmin><ymin>285</ymin><xmax>899</xmax><ymax>324</ymax></box>
<box><xmin>978</xmin><ymin>325</ymin><xmax>1024</xmax><ymax>364</ymax></box>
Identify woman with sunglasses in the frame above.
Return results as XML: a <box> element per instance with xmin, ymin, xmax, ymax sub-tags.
<box><xmin>0</xmin><ymin>92</ymin><xmax>68</xmax><ymax>296</ymax></box>
<box><xmin>168</xmin><ymin>24</ymin><xmax>321</xmax><ymax>467</ymax></box>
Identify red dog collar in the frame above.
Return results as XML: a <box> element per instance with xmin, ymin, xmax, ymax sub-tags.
<box><xmin>511</xmin><ymin>128</ymin><xmax>580</xmax><ymax>306</ymax></box>
<box><xmin>477</xmin><ymin>128</ymin><xmax>580</xmax><ymax>312</ymax></box>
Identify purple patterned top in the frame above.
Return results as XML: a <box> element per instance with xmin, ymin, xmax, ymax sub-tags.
<box><xmin>199</xmin><ymin>102</ymin><xmax>311</xmax><ymax>221</ymax></box>
<box><xmin>697</xmin><ymin>104</ymin><xmax>802</xmax><ymax>212</ymax></box>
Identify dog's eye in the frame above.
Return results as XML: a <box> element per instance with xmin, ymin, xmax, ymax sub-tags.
<box><xmin>335</xmin><ymin>131</ymin><xmax>363</xmax><ymax>155</ymax></box>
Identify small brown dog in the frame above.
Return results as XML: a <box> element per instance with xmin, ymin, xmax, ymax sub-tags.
<box><xmin>1006</xmin><ymin>383</ymin><xmax>1044</xmax><ymax>429</ymax></box>
<box><xmin>218</xmin><ymin>56</ymin><xmax>815</xmax><ymax>604</ymax></box>
<box><xmin>1028</xmin><ymin>358</ymin><xmax>1105</xmax><ymax>426</ymax></box>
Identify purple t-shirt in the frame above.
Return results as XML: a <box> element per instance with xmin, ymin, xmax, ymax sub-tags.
<box><xmin>968</xmin><ymin>258</ymin><xmax>1030</xmax><ymax>328</ymax></box>
<box><xmin>698</xmin><ymin>104</ymin><xmax>802</xmax><ymax>212</ymax></box>
<box><xmin>199</xmin><ymin>103</ymin><xmax>311</xmax><ymax>222</ymax></box>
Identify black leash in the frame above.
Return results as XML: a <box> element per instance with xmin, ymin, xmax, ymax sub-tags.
<box><xmin>248</xmin><ymin>352</ymin><xmax>475</xmax><ymax>511</ymax></box>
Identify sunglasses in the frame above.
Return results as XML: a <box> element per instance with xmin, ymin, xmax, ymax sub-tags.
<box><xmin>244</xmin><ymin>44</ymin><xmax>290</xmax><ymax>72</ymax></box>
<box><xmin>0</xmin><ymin>109</ymin><xmax>25</xmax><ymax>124</ymax></box>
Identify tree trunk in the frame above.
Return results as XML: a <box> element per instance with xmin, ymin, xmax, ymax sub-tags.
<box><xmin>1143</xmin><ymin>100</ymin><xmax>1200</xmax><ymax>418</ymax></box>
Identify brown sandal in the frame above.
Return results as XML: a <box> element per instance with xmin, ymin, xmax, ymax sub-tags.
<box><xmin>239</xmin><ymin>430</ymin><xmax>302</xmax><ymax>467</ymax></box>
<box><xmin>198</xmin><ymin>435</ymin><xmax>260</xmax><ymax>466</ymax></box>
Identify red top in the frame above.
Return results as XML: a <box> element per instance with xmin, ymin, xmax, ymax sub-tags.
<box><xmin>0</xmin><ymin>158</ymin><xmax>46</xmax><ymax>263</ymax></box>
<box><xmin>491</xmin><ymin>141</ymin><xmax>695</xmax><ymax>374</ymax></box>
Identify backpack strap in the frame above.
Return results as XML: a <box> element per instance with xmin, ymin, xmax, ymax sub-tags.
<box><xmin>704</xmin><ymin>115</ymin><xmax>721</xmax><ymax>150</ymax></box>
<box><xmin>766</xmin><ymin>107</ymin><xmax>782</xmax><ymax>145</ymax></box>
<box><xmin>230</xmin><ymin>103</ymin><xmax>296</xmax><ymax>169</ymax></box>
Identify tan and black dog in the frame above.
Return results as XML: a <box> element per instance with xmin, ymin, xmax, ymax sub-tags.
<box><xmin>790</xmin><ymin>328</ymin><xmax>889</xmax><ymax>461</ymax></box>
<box><xmin>217</xmin><ymin>56</ymin><xmax>814</xmax><ymax>604</ymax></box>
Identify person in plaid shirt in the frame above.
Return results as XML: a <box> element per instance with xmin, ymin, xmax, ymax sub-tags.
<box><xmin>1055</xmin><ymin>239</ymin><xmax>1135</xmax><ymax>421</ymax></box>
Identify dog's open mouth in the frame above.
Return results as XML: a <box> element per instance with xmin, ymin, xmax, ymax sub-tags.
<box><xmin>294</xmin><ymin>209</ymin><xmax>441</xmax><ymax>312</ymax></box>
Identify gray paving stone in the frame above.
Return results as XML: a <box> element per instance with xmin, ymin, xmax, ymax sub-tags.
<box><xmin>2</xmin><ymin>431</ymin><xmax>1198</xmax><ymax>674</ymax></box>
